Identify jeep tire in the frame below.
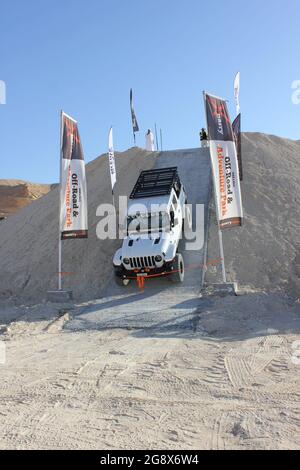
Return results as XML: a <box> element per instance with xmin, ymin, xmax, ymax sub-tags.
<box><xmin>114</xmin><ymin>273</ymin><xmax>130</xmax><ymax>287</ymax></box>
<box><xmin>170</xmin><ymin>253</ymin><xmax>184</xmax><ymax>283</ymax></box>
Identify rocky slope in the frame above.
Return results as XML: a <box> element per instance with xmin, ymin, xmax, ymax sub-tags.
<box><xmin>0</xmin><ymin>180</ymin><xmax>52</xmax><ymax>218</ymax></box>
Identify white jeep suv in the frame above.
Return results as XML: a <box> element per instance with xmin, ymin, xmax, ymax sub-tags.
<box><xmin>113</xmin><ymin>167</ymin><xmax>188</xmax><ymax>286</ymax></box>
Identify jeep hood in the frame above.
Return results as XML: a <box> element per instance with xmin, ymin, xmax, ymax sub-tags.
<box><xmin>121</xmin><ymin>233</ymin><xmax>174</xmax><ymax>259</ymax></box>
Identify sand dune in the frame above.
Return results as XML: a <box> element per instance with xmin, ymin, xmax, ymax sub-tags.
<box><xmin>206</xmin><ymin>132</ymin><xmax>300</xmax><ymax>298</ymax></box>
<box><xmin>0</xmin><ymin>133</ymin><xmax>299</xmax><ymax>302</ymax></box>
<box><xmin>0</xmin><ymin>148</ymin><xmax>158</xmax><ymax>301</ymax></box>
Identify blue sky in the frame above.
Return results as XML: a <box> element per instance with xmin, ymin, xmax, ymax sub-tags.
<box><xmin>0</xmin><ymin>0</ymin><xmax>299</xmax><ymax>183</ymax></box>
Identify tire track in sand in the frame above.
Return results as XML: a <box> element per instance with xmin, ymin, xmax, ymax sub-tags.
<box><xmin>224</xmin><ymin>335</ymin><xmax>288</xmax><ymax>389</ymax></box>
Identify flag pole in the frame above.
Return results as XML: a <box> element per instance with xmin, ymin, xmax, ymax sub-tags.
<box><xmin>154</xmin><ymin>123</ymin><xmax>159</xmax><ymax>151</ymax></box>
<box><xmin>218</xmin><ymin>228</ymin><xmax>226</xmax><ymax>283</ymax></box>
<box><xmin>58</xmin><ymin>110</ymin><xmax>63</xmax><ymax>291</ymax></box>
<box><xmin>108</xmin><ymin>126</ymin><xmax>116</xmax><ymax>208</ymax></box>
<box><xmin>203</xmin><ymin>91</ymin><xmax>227</xmax><ymax>283</ymax></box>
<box><xmin>130</xmin><ymin>89</ymin><xmax>137</xmax><ymax>146</ymax></box>
<box><xmin>160</xmin><ymin>128</ymin><xmax>163</xmax><ymax>151</ymax></box>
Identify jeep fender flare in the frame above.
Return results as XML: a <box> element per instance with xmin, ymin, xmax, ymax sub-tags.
<box><xmin>113</xmin><ymin>248</ymin><xmax>122</xmax><ymax>267</ymax></box>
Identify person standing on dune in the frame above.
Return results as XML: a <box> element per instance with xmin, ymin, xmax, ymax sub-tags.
<box><xmin>200</xmin><ymin>128</ymin><xmax>208</xmax><ymax>148</ymax></box>
<box><xmin>145</xmin><ymin>129</ymin><xmax>155</xmax><ymax>151</ymax></box>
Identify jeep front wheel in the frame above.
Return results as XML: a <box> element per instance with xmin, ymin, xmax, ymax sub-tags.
<box><xmin>114</xmin><ymin>274</ymin><xmax>130</xmax><ymax>286</ymax></box>
<box><xmin>170</xmin><ymin>253</ymin><xmax>184</xmax><ymax>283</ymax></box>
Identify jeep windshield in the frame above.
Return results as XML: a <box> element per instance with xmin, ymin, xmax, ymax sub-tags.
<box><xmin>127</xmin><ymin>212</ymin><xmax>170</xmax><ymax>235</ymax></box>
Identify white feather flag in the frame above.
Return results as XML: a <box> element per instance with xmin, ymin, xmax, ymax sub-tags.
<box><xmin>108</xmin><ymin>127</ymin><xmax>116</xmax><ymax>192</ymax></box>
<box><xmin>234</xmin><ymin>72</ymin><xmax>240</xmax><ymax>116</ymax></box>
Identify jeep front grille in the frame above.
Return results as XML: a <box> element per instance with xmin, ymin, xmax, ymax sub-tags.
<box><xmin>129</xmin><ymin>256</ymin><xmax>156</xmax><ymax>269</ymax></box>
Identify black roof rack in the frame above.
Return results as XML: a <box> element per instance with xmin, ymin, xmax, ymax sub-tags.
<box><xmin>130</xmin><ymin>167</ymin><xmax>180</xmax><ymax>199</ymax></box>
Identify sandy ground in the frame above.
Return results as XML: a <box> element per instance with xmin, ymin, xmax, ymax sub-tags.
<box><xmin>0</xmin><ymin>291</ymin><xmax>299</xmax><ymax>450</ymax></box>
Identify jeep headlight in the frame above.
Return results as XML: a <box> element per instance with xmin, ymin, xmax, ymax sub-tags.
<box><xmin>155</xmin><ymin>255</ymin><xmax>163</xmax><ymax>263</ymax></box>
<box><xmin>123</xmin><ymin>258</ymin><xmax>130</xmax><ymax>265</ymax></box>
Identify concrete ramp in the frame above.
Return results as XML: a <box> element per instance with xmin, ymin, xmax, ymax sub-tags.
<box><xmin>66</xmin><ymin>148</ymin><xmax>212</xmax><ymax>332</ymax></box>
